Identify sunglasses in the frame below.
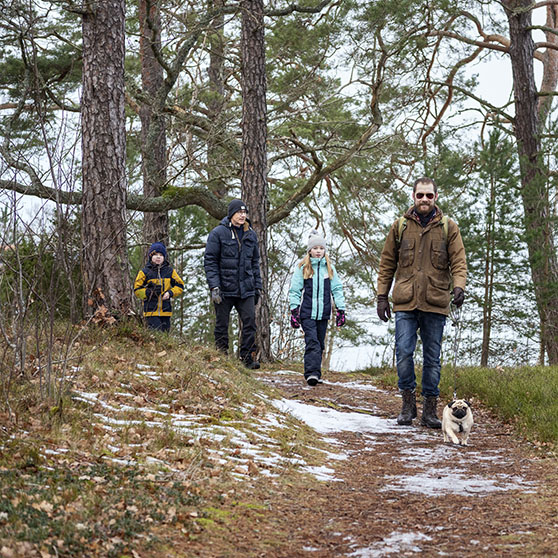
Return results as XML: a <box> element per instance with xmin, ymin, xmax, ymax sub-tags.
<box><xmin>415</xmin><ymin>192</ymin><xmax>435</xmax><ymax>199</ymax></box>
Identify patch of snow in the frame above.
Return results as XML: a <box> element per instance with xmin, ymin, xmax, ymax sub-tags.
<box><xmin>325</xmin><ymin>380</ymin><xmax>381</xmax><ymax>392</ymax></box>
<box><xmin>382</xmin><ymin>468</ymin><xmax>537</xmax><ymax>496</ymax></box>
<box><xmin>348</xmin><ymin>531</ymin><xmax>432</xmax><ymax>557</ymax></box>
<box><xmin>43</xmin><ymin>448</ymin><xmax>69</xmax><ymax>455</ymax></box>
<box><xmin>272</xmin><ymin>399</ymin><xmax>401</xmax><ymax>435</ymax></box>
<box><xmin>302</xmin><ymin>464</ymin><xmax>342</xmax><ymax>482</ymax></box>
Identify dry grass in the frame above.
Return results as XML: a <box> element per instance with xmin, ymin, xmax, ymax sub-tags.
<box><xmin>0</xmin><ymin>321</ymin><xmax>328</xmax><ymax>557</ymax></box>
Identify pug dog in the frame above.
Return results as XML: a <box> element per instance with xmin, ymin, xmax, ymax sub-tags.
<box><xmin>442</xmin><ymin>399</ymin><xmax>474</xmax><ymax>446</ymax></box>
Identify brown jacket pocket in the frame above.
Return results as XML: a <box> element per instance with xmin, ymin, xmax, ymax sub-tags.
<box><xmin>425</xmin><ymin>275</ymin><xmax>451</xmax><ymax>307</ymax></box>
<box><xmin>393</xmin><ymin>277</ymin><xmax>414</xmax><ymax>304</ymax></box>
<box><xmin>431</xmin><ymin>240</ymin><xmax>449</xmax><ymax>270</ymax></box>
<box><xmin>399</xmin><ymin>238</ymin><xmax>415</xmax><ymax>267</ymax></box>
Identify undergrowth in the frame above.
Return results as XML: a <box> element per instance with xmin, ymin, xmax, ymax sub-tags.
<box><xmin>0</xmin><ymin>320</ymin><xmax>326</xmax><ymax>557</ymax></box>
<box><xmin>364</xmin><ymin>364</ymin><xmax>558</xmax><ymax>449</ymax></box>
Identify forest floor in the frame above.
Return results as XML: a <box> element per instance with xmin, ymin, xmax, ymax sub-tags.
<box><xmin>2</xmin><ymin>355</ymin><xmax>558</xmax><ymax>557</ymax></box>
<box><xmin>179</xmin><ymin>369</ymin><xmax>558</xmax><ymax>557</ymax></box>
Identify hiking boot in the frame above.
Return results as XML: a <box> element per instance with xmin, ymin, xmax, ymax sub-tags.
<box><xmin>306</xmin><ymin>374</ymin><xmax>319</xmax><ymax>386</ymax></box>
<box><xmin>421</xmin><ymin>395</ymin><xmax>442</xmax><ymax>429</ymax></box>
<box><xmin>244</xmin><ymin>359</ymin><xmax>260</xmax><ymax>370</ymax></box>
<box><xmin>397</xmin><ymin>390</ymin><xmax>417</xmax><ymax>425</ymax></box>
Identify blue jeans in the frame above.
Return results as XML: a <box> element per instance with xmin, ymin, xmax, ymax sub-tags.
<box><xmin>395</xmin><ymin>310</ymin><xmax>446</xmax><ymax>397</ymax></box>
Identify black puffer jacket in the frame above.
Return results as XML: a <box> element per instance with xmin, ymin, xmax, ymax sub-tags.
<box><xmin>204</xmin><ymin>217</ymin><xmax>263</xmax><ymax>298</ymax></box>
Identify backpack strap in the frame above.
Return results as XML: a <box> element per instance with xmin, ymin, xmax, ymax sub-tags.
<box><xmin>395</xmin><ymin>216</ymin><xmax>407</xmax><ymax>248</ymax></box>
<box><xmin>440</xmin><ymin>215</ymin><xmax>449</xmax><ymax>243</ymax></box>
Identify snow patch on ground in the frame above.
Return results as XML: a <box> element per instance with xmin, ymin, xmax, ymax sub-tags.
<box><xmin>66</xmin><ymin>367</ymin><xmax>538</xmax><ymax>495</ymax></box>
<box><xmin>272</xmin><ymin>399</ymin><xmax>401</xmax><ymax>435</ymax></box>
<box><xmin>348</xmin><ymin>531</ymin><xmax>432</xmax><ymax>557</ymax></box>
<box><xmin>382</xmin><ymin>469</ymin><xmax>536</xmax><ymax>496</ymax></box>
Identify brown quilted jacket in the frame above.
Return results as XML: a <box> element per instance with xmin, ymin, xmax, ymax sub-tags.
<box><xmin>377</xmin><ymin>206</ymin><xmax>467</xmax><ymax>316</ymax></box>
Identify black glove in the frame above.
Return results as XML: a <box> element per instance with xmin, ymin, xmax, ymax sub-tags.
<box><xmin>336</xmin><ymin>309</ymin><xmax>346</xmax><ymax>327</ymax></box>
<box><xmin>377</xmin><ymin>294</ymin><xmax>391</xmax><ymax>322</ymax></box>
<box><xmin>452</xmin><ymin>287</ymin><xmax>464</xmax><ymax>308</ymax></box>
<box><xmin>211</xmin><ymin>287</ymin><xmax>222</xmax><ymax>304</ymax></box>
<box><xmin>254</xmin><ymin>289</ymin><xmax>262</xmax><ymax>306</ymax></box>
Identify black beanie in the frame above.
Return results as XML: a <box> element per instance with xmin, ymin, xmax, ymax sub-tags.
<box><xmin>227</xmin><ymin>199</ymin><xmax>247</xmax><ymax>219</ymax></box>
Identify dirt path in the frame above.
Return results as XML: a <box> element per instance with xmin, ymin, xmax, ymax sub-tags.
<box><xmin>187</xmin><ymin>369</ymin><xmax>558</xmax><ymax>557</ymax></box>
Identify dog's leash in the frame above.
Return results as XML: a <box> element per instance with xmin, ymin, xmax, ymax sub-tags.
<box><xmin>449</xmin><ymin>304</ymin><xmax>463</xmax><ymax>400</ymax></box>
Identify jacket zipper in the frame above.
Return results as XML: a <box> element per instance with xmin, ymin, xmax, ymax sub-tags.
<box><xmin>157</xmin><ymin>266</ymin><xmax>162</xmax><ymax>316</ymax></box>
<box><xmin>315</xmin><ymin>259</ymin><xmax>321</xmax><ymax>320</ymax></box>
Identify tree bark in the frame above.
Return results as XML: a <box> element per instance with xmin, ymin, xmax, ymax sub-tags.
<box><xmin>481</xmin><ymin>175</ymin><xmax>496</xmax><ymax>367</ymax></box>
<box><xmin>139</xmin><ymin>0</ymin><xmax>168</xmax><ymax>246</ymax></box>
<box><xmin>241</xmin><ymin>0</ymin><xmax>271</xmax><ymax>361</ymax></box>
<box><xmin>504</xmin><ymin>0</ymin><xmax>558</xmax><ymax>363</ymax></box>
<box><xmin>81</xmin><ymin>0</ymin><xmax>133</xmax><ymax>317</ymax></box>
<box><xmin>207</xmin><ymin>0</ymin><xmax>228</xmax><ymax>199</ymax></box>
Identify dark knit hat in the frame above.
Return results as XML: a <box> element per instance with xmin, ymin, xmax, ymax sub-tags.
<box><xmin>307</xmin><ymin>229</ymin><xmax>327</xmax><ymax>252</ymax></box>
<box><xmin>227</xmin><ymin>199</ymin><xmax>247</xmax><ymax>219</ymax></box>
<box><xmin>148</xmin><ymin>242</ymin><xmax>167</xmax><ymax>259</ymax></box>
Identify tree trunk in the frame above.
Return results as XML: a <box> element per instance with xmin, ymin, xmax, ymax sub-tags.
<box><xmin>81</xmin><ymin>0</ymin><xmax>133</xmax><ymax>317</ymax></box>
<box><xmin>139</xmin><ymin>0</ymin><xmax>168</xmax><ymax>246</ymax></box>
<box><xmin>207</xmin><ymin>0</ymin><xmax>228</xmax><ymax>199</ymax></box>
<box><xmin>480</xmin><ymin>175</ymin><xmax>496</xmax><ymax>367</ymax></box>
<box><xmin>505</xmin><ymin>0</ymin><xmax>558</xmax><ymax>363</ymax></box>
<box><xmin>240</xmin><ymin>0</ymin><xmax>271</xmax><ymax>361</ymax></box>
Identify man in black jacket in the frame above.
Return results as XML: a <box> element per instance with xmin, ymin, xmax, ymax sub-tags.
<box><xmin>204</xmin><ymin>199</ymin><xmax>263</xmax><ymax>369</ymax></box>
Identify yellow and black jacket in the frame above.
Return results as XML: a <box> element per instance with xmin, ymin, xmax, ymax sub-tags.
<box><xmin>134</xmin><ymin>261</ymin><xmax>184</xmax><ymax>317</ymax></box>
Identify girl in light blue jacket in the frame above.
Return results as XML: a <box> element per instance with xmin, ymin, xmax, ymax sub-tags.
<box><xmin>288</xmin><ymin>230</ymin><xmax>346</xmax><ymax>386</ymax></box>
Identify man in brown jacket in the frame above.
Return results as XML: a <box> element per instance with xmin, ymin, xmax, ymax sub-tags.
<box><xmin>376</xmin><ymin>177</ymin><xmax>467</xmax><ymax>428</ymax></box>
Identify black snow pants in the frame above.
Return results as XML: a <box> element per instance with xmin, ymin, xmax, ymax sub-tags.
<box><xmin>214</xmin><ymin>296</ymin><xmax>257</xmax><ymax>363</ymax></box>
<box><xmin>301</xmin><ymin>318</ymin><xmax>328</xmax><ymax>380</ymax></box>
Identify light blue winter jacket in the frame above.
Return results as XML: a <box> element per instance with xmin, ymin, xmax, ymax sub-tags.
<box><xmin>289</xmin><ymin>257</ymin><xmax>345</xmax><ymax>320</ymax></box>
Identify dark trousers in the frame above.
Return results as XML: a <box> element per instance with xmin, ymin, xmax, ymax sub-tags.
<box><xmin>214</xmin><ymin>296</ymin><xmax>257</xmax><ymax>362</ymax></box>
<box><xmin>301</xmin><ymin>318</ymin><xmax>328</xmax><ymax>379</ymax></box>
<box><xmin>146</xmin><ymin>316</ymin><xmax>170</xmax><ymax>332</ymax></box>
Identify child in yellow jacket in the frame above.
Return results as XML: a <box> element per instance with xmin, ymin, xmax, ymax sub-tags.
<box><xmin>134</xmin><ymin>242</ymin><xmax>184</xmax><ymax>332</ymax></box>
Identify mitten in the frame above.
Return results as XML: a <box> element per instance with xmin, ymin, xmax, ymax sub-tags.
<box><xmin>290</xmin><ymin>308</ymin><xmax>301</xmax><ymax>329</ymax></box>
<box><xmin>254</xmin><ymin>289</ymin><xmax>262</xmax><ymax>306</ymax></box>
<box><xmin>336</xmin><ymin>309</ymin><xmax>346</xmax><ymax>327</ymax></box>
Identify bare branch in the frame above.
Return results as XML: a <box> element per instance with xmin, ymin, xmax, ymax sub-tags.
<box><xmin>428</xmin><ymin>80</ymin><xmax>515</xmax><ymax>123</ymax></box>
<box><xmin>528</xmin><ymin>24</ymin><xmax>558</xmax><ymax>35</ymax></box>
<box><xmin>422</xmin><ymin>47</ymin><xmax>484</xmax><ymax>148</ymax></box>
<box><xmin>427</xmin><ymin>30</ymin><xmax>510</xmax><ymax>53</ymax></box>
<box><xmin>0</xmin><ymin>176</ymin><xmax>229</xmax><ymax>218</ymax></box>
<box><xmin>535</xmin><ymin>40</ymin><xmax>558</xmax><ymax>49</ymax></box>
<box><xmin>265</xmin><ymin>0</ymin><xmax>336</xmax><ymax>17</ymax></box>
<box><xmin>533</xmin><ymin>1</ymin><xmax>558</xmax><ymax>9</ymax></box>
